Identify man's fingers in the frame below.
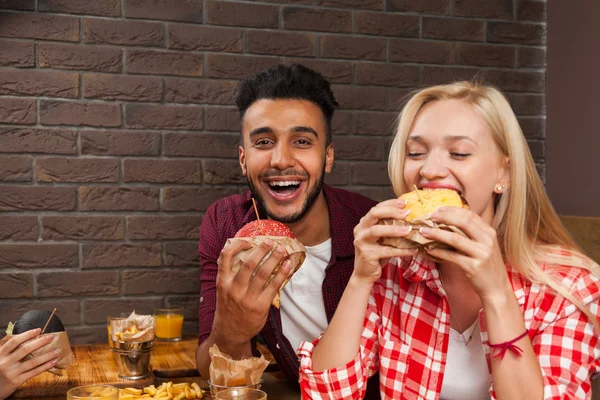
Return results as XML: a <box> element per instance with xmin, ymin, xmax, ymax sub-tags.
<box><xmin>217</xmin><ymin>239</ymin><xmax>253</xmax><ymax>276</ymax></box>
<box><xmin>231</xmin><ymin>239</ymin><xmax>276</xmax><ymax>288</ymax></box>
<box><xmin>259</xmin><ymin>259</ymin><xmax>292</xmax><ymax>304</ymax></box>
<box><xmin>245</xmin><ymin>245</ymin><xmax>287</xmax><ymax>298</ymax></box>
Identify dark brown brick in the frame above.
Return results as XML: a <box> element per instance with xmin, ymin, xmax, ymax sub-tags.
<box><xmin>36</xmin><ymin>157</ymin><xmax>119</xmax><ymax>183</ymax></box>
<box><xmin>206</xmin><ymin>54</ymin><xmax>281</xmax><ymax>79</ymax></box>
<box><xmin>166</xmin><ymin>296</ymin><xmax>200</xmax><ymax>319</ymax></box>
<box><xmin>124</xmin><ymin>159</ymin><xmax>200</xmax><ymax>184</ymax></box>
<box><xmin>169</xmin><ymin>24</ymin><xmax>242</xmax><ymax>52</ymax></box>
<box><xmin>486</xmin><ymin>70</ymin><xmax>544</xmax><ymax>93</ymax></box>
<box><xmin>127</xmin><ymin>216</ymin><xmax>202</xmax><ymax>240</ymax></box>
<box><xmin>124</xmin><ymin>0</ymin><xmax>202</xmax><ymax>23</ymax></box>
<box><xmin>81</xmin><ymin>130</ymin><xmax>160</xmax><ymax>156</ymax></box>
<box><xmin>283</xmin><ymin>59</ymin><xmax>352</xmax><ymax>84</ymax></box>
<box><xmin>387</xmin><ymin>0</ymin><xmax>449</xmax><ymax>14</ymax></box>
<box><xmin>423</xmin><ymin>17</ymin><xmax>484</xmax><ymax>41</ymax></box>
<box><xmin>84</xmin><ymin>18</ymin><xmax>164</xmax><ymax>47</ymax></box>
<box><xmin>262</xmin><ymin>0</ymin><xmax>311</xmax><ymax>3</ymax></box>
<box><xmin>42</xmin><ymin>216</ymin><xmax>124</xmax><ymax>240</ymax></box>
<box><xmin>0</xmin><ymin>0</ymin><xmax>34</xmax><ymax>10</ymax></box>
<box><xmin>206</xmin><ymin>107</ymin><xmax>239</xmax><ymax>132</ymax></box>
<box><xmin>165</xmin><ymin>242</ymin><xmax>199</xmax><ymax>266</ymax></box>
<box><xmin>40</xmin><ymin>100</ymin><xmax>121</xmax><ymax>128</ymax></box>
<box><xmin>163</xmin><ymin>188</ymin><xmax>238</xmax><ymax>212</ymax></box>
<box><xmin>388</xmin><ymin>87</ymin><xmax>415</xmax><ymax>111</ymax></box>
<box><xmin>166</xmin><ymin>78</ymin><xmax>236</xmax><ymax>105</ymax></box>
<box><xmin>518</xmin><ymin>117</ymin><xmax>545</xmax><ymax>138</ymax></box>
<box><xmin>0</xmin><ymin>98</ymin><xmax>36</xmax><ymax>125</ymax></box>
<box><xmin>390</xmin><ymin>39</ymin><xmax>452</xmax><ymax>64</ymax></box>
<box><xmin>488</xmin><ymin>22</ymin><xmax>546</xmax><ymax>46</ymax></box>
<box><xmin>83</xmin><ymin>298</ymin><xmax>163</xmax><ymax>324</ymax></box>
<box><xmin>518</xmin><ymin>47</ymin><xmax>546</xmax><ymax>68</ymax></box>
<box><xmin>0</xmin><ymin>128</ymin><xmax>77</xmax><ymax>154</ymax></box>
<box><xmin>0</xmin><ymin>273</ymin><xmax>33</xmax><ymax>298</ymax></box>
<box><xmin>83</xmin><ymin>73</ymin><xmax>162</xmax><ymax>101</ymax></box>
<box><xmin>39</xmin><ymin>43</ymin><xmax>121</xmax><ymax>72</ymax></box>
<box><xmin>354</xmin><ymin>12</ymin><xmax>419</xmax><ymax>37</ymax></box>
<box><xmin>83</xmin><ymin>243</ymin><xmax>162</xmax><ymax>269</ymax></box>
<box><xmin>527</xmin><ymin>139</ymin><xmax>544</xmax><ymax>159</ymax></box>
<box><xmin>247</xmin><ymin>30</ymin><xmax>316</xmax><ymax>57</ymax></box>
<box><xmin>0</xmin><ymin>70</ymin><xmax>78</xmax><ymax>98</ymax></box>
<box><xmin>352</xmin><ymin>186</ymin><xmax>390</xmax><ymax>202</ymax></box>
<box><xmin>352</xmin><ymin>161</ymin><xmax>390</xmax><ymax>185</ymax></box>
<box><xmin>0</xmin><ymin>216</ymin><xmax>37</xmax><ymax>241</ymax></box>
<box><xmin>354</xmin><ymin>63</ymin><xmax>419</xmax><ymax>87</ymax></box>
<box><xmin>324</xmin><ymin>162</ymin><xmax>350</xmax><ymax>186</ymax></box>
<box><xmin>0</xmin><ymin>186</ymin><xmax>75</xmax><ymax>211</ymax></box>
<box><xmin>39</xmin><ymin>0</ymin><xmax>120</xmax><ymax>16</ymax></box>
<box><xmin>127</xmin><ymin>50</ymin><xmax>203</xmax><ymax>77</ymax></box>
<box><xmin>320</xmin><ymin>35</ymin><xmax>386</xmax><ymax>61</ymax></box>
<box><xmin>353</xmin><ymin>112</ymin><xmax>397</xmax><ymax>136</ymax></box>
<box><xmin>0</xmin><ymin>155</ymin><xmax>31</xmax><ymax>182</ymax></box>
<box><xmin>283</xmin><ymin>7</ymin><xmax>351</xmax><ymax>33</ymax></box>
<box><xmin>0</xmin><ymin>300</ymin><xmax>80</xmax><ymax>327</ymax></box>
<box><xmin>66</xmin><ymin>326</ymin><xmax>108</xmax><ymax>345</ymax></box>
<box><xmin>38</xmin><ymin>271</ymin><xmax>119</xmax><ymax>297</ymax></box>
<box><xmin>456</xmin><ymin>43</ymin><xmax>514</xmax><ymax>67</ymax></box>
<box><xmin>126</xmin><ymin>104</ymin><xmax>204</xmax><ymax>130</ymax></box>
<box><xmin>316</xmin><ymin>0</ymin><xmax>382</xmax><ymax>10</ymax></box>
<box><xmin>122</xmin><ymin>268</ymin><xmax>198</xmax><ymax>295</ymax></box>
<box><xmin>0</xmin><ymin>244</ymin><xmax>78</xmax><ymax>268</ymax></box>
<box><xmin>0</xmin><ymin>12</ymin><xmax>79</xmax><ymax>42</ymax></box>
<box><xmin>509</xmin><ymin>94</ymin><xmax>545</xmax><ymax>116</ymax></box>
<box><xmin>332</xmin><ymin>85</ymin><xmax>387</xmax><ymax>110</ymax></box>
<box><xmin>203</xmin><ymin>160</ymin><xmax>244</xmax><ymax>184</ymax></box>
<box><xmin>454</xmin><ymin>0</ymin><xmax>513</xmax><ymax>19</ymax></box>
<box><xmin>164</xmin><ymin>132</ymin><xmax>239</xmax><ymax>158</ymax></box>
<box><xmin>334</xmin><ymin>137</ymin><xmax>384</xmax><ymax>160</ymax></box>
<box><xmin>518</xmin><ymin>0</ymin><xmax>545</xmax><ymax>22</ymax></box>
<box><xmin>0</xmin><ymin>39</ymin><xmax>34</xmax><ymax>67</ymax></box>
<box><xmin>79</xmin><ymin>186</ymin><xmax>160</xmax><ymax>211</ymax></box>
<box><xmin>422</xmin><ymin>66</ymin><xmax>481</xmax><ymax>85</ymax></box>
<box><xmin>331</xmin><ymin>111</ymin><xmax>351</xmax><ymax>135</ymax></box>
<box><xmin>206</xmin><ymin>0</ymin><xmax>278</xmax><ymax>28</ymax></box>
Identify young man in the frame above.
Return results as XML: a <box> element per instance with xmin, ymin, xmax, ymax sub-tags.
<box><xmin>196</xmin><ymin>64</ymin><xmax>380</xmax><ymax>398</ymax></box>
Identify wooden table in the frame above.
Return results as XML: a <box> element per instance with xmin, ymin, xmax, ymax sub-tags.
<box><xmin>10</xmin><ymin>337</ymin><xmax>299</xmax><ymax>399</ymax></box>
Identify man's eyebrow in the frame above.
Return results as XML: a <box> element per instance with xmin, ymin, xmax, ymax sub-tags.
<box><xmin>248</xmin><ymin>127</ymin><xmax>273</xmax><ymax>138</ymax></box>
<box><xmin>291</xmin><ymin>126</ymin><xmax>318</xmax><ymax>138</ymax></box>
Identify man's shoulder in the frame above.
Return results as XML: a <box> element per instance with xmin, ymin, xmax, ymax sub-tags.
<box><xmin>324</xmin><ymin>185</ymin><xmax>378</xmax><ymax>217</ymax></box>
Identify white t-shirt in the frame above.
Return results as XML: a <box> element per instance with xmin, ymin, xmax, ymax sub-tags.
<box><xmin>440</xmin><ymin>320</ymin><xmax>492</xmax><ymax>400</ymax></box>
<box><xmin>280</xmin><ymin>238</ymin><xmax>331</xmax><ymax>353</ymax></box>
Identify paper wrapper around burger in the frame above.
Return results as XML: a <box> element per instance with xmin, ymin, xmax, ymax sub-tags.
<box><xmin>225</xmin><ymin>235</ymin><xmax>306</xmax><ymax>308</ymax></box>
<box><xmin>209</xmin><ymin>344</ymin><xmax>269</xmax><ymax>387</ymax></box>
<box><xmin>0</xmin><ymin>329</ymin><xmax>74</xmax><ymax>376</ymax></box>
<box><xmin>110</xmin><ymin>311</ymin><xmax>155</xmax><ymax>343</ymax></box>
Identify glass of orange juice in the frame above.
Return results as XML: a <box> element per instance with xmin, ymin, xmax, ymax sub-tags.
<box><xmin>154</xmin><ymin>307</ymin><xmax>184</xmax><ymax>341</ymax></box>
<box><xmin>67</xmin><ymin>385</ymin><xmax>118</xmax><ymax>400</ymax></box>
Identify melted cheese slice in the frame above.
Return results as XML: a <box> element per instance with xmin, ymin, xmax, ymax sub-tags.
<box><xmin>400</xmin><ymin>189</ymin><xmax>464</xmax><ymax>222</ymax></box>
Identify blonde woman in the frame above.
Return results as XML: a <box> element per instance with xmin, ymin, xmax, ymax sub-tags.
<box><xmin>297</xmin><ymin>82</ymin><xmax>600</xmax><ymax>399</ymax></box>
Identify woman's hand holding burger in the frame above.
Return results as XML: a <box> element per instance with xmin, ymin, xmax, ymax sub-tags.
<box><xmin>420</xmin><ymin>207</ymin><xmax>512</xmax><ymax>302</ymax></box>
<box><xmin>0</xmin><ymin>329</ymin><xmax>60</xmax><ymax>400</ymax></box>
<box><xmin>352</xmin><ymin>198</ymin><xmax>419</xmax><ymax>285</ymax></box>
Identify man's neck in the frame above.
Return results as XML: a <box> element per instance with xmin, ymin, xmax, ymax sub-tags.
<box><xmin>287</xmin><ymin>191</ymin><xmax>331</xmax><ymax>247</ymax></box>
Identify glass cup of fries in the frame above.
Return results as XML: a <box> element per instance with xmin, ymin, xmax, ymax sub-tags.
<box><xmin>214</xmin><ymin>388</ymin><xmax>267</xmax><ymax>400</ymax></box>
<box><xmin>67</xmin><ymin>385</ymin><xmax>119</xmax><ymax>400</ymax></box>
<box><xmin>154</xmin><ymin>307</ymin><xmax>184</xmax><ymax>342</ymax></box>
<box><xmin>119</xmin><ymin>381</ymin><xmax>204</xmax><ymax>400</ymax></box>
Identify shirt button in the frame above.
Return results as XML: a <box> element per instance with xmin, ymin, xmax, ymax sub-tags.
<box><xmin>199</xmin><ymin>296</ymin><xmax>204</xmax><ymax>303</ymax></box>
<box><xmin>276</xmin><ymin>344</ymin><xmax>280</xmax><ymax>349</ymax></box>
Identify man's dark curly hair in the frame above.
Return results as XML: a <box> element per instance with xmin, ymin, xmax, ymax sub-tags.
<box><xmin>234</xmin><ymin>64</ymin><xmax>339</xmax><ymax>146</ymax></box>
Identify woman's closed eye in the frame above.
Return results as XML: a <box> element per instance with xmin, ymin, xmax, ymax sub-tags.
<box><xmin>450</xmin><ymin>152</ymin><xmax>471</xmax><ymax>158</ymax></box>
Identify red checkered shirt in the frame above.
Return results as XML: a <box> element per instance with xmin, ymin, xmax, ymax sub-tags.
<box><xmin>298</xmin><ymin>253</ymin><xmax>600</xmax><ymax>399</ymax></box>
<box><xmin>198</xmin><ymin>185</ymin><xmax>381</xmax><ymax>398</ymax></box>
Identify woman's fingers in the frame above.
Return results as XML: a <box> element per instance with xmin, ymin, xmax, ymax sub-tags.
<box><xmin>15</xmin><ymin>346</ymin><xmax>61</xmax><ymax>377</ymax></box>
<box><xmin>419</xmin><ymin>227</ymin><xmax>482</xmax><ymax>258</ymax></box>
<box><xmin>0</xmin><ymin>329</ymin><xmax>42</xmax><ymax>358</ymax></box>
<box><xmin>9</xmin><ymin>335</ymin><xmax>54</xmax><ymax>365</ymax></box>
<box><xmin>430</xmin><ymin>207</ymin><xmax>493</xmax><ymax>243</ymax></box>
<box><xmin>357</xmin><ymin>200</ymin><xmax>407</xmax><ymax>229</ymax></box>
<box><xmin>356</xmin><ymin>223</ymin><xmax>412</xmax><ymax>243</ymax></box>
<box><xmin>16</xmin><ymin>355</ymin><xmax>60</xmax><ymax>387</ymax></box>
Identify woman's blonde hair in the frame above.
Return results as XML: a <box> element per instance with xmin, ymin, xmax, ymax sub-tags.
<box><xmin>388</xmin><ymin>81</ymin><xmax>599</xmax><ymax>325</ymax></box>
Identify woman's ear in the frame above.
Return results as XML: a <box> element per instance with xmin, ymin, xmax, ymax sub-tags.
<box><xmin>495</xmin><ymin>157</ymin><xmax>510</xmax><ymax>192</ymax></box>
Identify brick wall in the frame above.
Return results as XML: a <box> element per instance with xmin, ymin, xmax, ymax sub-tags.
<box><xmin>0</xmin><ymin>0</ymin><xmax>546</xmax><ymax>344</ymax></box>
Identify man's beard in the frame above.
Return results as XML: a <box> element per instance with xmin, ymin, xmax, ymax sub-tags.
<box><xmin>247</xmin><ymin>165</ymin><xmax>326</xmax><ymax>224</ymax></box>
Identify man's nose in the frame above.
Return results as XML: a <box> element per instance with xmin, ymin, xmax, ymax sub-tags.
<box><xmin>270</xmin><ymin>143</ymin><xmax>295</xmax><ymax>170</ymax></box>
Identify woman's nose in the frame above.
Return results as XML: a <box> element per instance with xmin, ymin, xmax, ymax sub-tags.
<box><xmin>419</xmin><ymin>153</ymin><xmax>448</xmax><ymax>180</ymax></box>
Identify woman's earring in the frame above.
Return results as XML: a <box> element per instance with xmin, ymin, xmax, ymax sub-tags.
<box><xmin>495</xmin><ymin>184</ymin><xmax>504</xmax><ymax>193</ymax></box>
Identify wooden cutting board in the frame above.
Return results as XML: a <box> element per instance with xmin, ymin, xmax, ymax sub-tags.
<box><xmin>151</xmin><ymin>337</ymin><xmax>200</xmax><ymax>378</ymax></box>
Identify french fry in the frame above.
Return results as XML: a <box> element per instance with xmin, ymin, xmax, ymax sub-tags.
<box><xmin>118</xmin><ymin>382</ymin><xmax>204</xmax><ymax>400</ymax></box>
<box><xmin>174</xmin><ymin>393</ymin><xmax>186</xmax><ymax>400</ymax></box>
<box><xmin>123</xmin><ymin>388</ymin><xmax>143</xmax><ymax>396</ymax></box>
